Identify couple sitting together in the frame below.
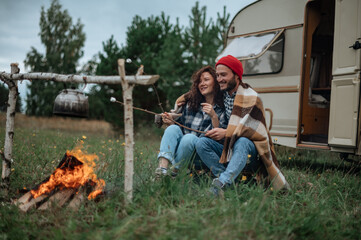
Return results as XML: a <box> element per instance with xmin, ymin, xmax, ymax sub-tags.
<box><xmin>155</xmin><ymin>55</ymin><xmax>290</xmax><ymax>196</ymax></box>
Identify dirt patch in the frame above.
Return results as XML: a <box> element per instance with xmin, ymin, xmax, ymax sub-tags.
<box><xmin>0</xmin><ymin>112</ymin><xmax>115</xmax><ymax>135</ymax></box>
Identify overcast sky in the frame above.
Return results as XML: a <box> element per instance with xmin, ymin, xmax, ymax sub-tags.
<box><xmin>0</xmin><ymin>0</ymin><xmax>256</xmax><ymax>103</ymax></box>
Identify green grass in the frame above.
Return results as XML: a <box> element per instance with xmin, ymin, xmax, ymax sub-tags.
<box><xmin>0</xmin><ymin>127</ymin><xmax>360</xmax><ymax>240</ymax></box>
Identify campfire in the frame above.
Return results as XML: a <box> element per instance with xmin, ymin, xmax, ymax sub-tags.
<box><xmin>15</xmin><ymin>144</ymin><xmax>105</xmax><ymax>212</ymax></box>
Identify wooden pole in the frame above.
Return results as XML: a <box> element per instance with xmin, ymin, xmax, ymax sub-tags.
<box><xmin>0</xmin><ymin>72</ymin><xmax>158</xmax><ymax>85</ymax></box>
<box><xmin>1</xmin><ymin>63</ymin><xmax>19</xmax><ymax>193</ymax></box>
<box><xmin>118</xmin><ymin>59</ymin><xmax>134</xmax><ymax>202</ymax></box>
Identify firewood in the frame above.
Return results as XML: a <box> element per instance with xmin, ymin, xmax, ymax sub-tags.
<box><xmin>15</xmin><ymin>192</ymin><xmax>48</xmax><ymax>212</ymax></box>
<box><xmin>68</xmin><ymin>187</ymin><xmax>86</xmax><ymax>210</ymax></box>
<box><xmin>38</xmin><ymin>188</ymin><xmax>77</xmax><ymax>210</ymax></box>
<box><xmin>14</xmin><ymin>151</ymin><xmax>105</xmax><ymax>211</ymax></box>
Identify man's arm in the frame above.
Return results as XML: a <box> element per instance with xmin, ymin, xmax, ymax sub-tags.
<box><xmin>205</xmin><ymin>128</ymin><xmax>227</xmax><ymax>141</ymax></box>
<box><xmin>175</xmin><ymin>91</ymin><xmax>191</xmax><ymax>107</ymax></box>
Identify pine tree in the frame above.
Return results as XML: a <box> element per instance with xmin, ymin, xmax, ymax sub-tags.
<box><xmin>87</xmin><ymin>36</ymin><xmax>125</xmax><ymax>127</ymax></box>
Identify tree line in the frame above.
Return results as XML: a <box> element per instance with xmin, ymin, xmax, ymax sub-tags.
<box><xmin>1</xmin><ymin>0</ymin><xmax>230</xmax><ymax>127</ymax></box>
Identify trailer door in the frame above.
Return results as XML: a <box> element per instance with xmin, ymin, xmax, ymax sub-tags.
<box><xmin>328</xmin><ymin>0</ymin><xmax>361</xmax><ymax>147</ymax></box>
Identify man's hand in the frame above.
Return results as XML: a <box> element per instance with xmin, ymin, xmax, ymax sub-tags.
<box><xmin>205</xmin><ymin>128</ymin><xmax>226</xmax><ymax>141</ymax></box>
<box><xmin>175</xmin><ymin>94</ymin><xmax>187</xmax><ymax>108</ymax></box>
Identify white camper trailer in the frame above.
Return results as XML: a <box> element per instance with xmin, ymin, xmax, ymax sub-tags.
<box><xmin>218</xmin><ymin>0</ymin><xmax>361</xmax><ymax>158</ymax></box>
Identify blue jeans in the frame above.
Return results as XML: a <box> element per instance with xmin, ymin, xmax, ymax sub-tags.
<box><xmin>196</xmin><ymin>137</ymin><xmax>259</xmax><ymax>185</ymax></box>
<box><xmin>158</xmin><ymin>125</ymin><xmax>205</xmax><ymax>170</ymax></box>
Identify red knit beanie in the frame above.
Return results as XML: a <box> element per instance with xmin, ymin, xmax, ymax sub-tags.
<box><xmin>216</xmin><ymin>55</ymin><xmax>243</xmax><ymax>79</ymax></box>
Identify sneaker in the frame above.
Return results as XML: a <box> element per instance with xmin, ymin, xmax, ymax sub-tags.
<box><xmin>169</xmin><ymin>166</ymin><xmax>179</xmax><ymax>178</ymax></box>
<box><xmin>155</xmin><ymin>167</ymin><xmax>168</xmax><ymax>179</ymax></box>
<box><xmin>209</xmin><ymin>178</ymin><xmax>228</xmax><ymax>198</ymax></box>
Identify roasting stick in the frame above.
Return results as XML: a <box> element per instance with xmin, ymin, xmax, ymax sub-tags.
<box><xmin>110</xmin><ymin>97</ymin><xmax>206</xmax><ymax>134</ymax></box>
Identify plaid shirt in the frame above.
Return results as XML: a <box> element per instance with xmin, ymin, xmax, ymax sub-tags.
<box><xmin>177</xmin><ymin>102</ymin><xmax>228</xmax><ymax>137</ymax></box>
<box><xmin>224</xmin><ymin>91</ymin><xmax>236</xmax><ymax>120</ymax></box>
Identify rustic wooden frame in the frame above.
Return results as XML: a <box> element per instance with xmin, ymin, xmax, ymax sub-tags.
<box><xmin>0</xmin><ymin>59</ymin><xmax>159</xmax><ymax>202</ymax></box>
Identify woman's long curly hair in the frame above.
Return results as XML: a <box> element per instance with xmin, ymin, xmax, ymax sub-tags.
<box><xmin>186</xmin><ymin>66</ymin><xmax>224</xmax><ymax>112</ymax></box>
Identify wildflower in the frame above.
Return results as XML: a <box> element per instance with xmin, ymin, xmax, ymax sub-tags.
<box><xmin>247</xmin><ymin>154</ymin><xmax>251</xmax><ymax>158</ymax></box>
<box><xmin>108</xmin><ymin>140</ymin><xmax>112</xmax><ymax>143</ymax></box>
<box><xmin>241</xmin><ymin>175</ymin><xmax>247</xmax><ymax>181</ymax></box>
<box><xmin>116</xmin><ymin>140</ymin><xmax>119</xmax><ymax>143</ymax></box>
<box><xmin>11</xmin><ymin>168</ymin><xmax>15</xmax><ymax>172</ymax></box>
<box><xmin>82</xmin><ymin>135</ymin><xmax>87</xmax><ymax>139</ymax></box>
<box><xmin>270</xmin><ymin>187</ymin><xmax>274</xmax><ymax>191</ymax></box>
<box><xmin>108</xmin><ymin>148</ymin><xmax>112</xmax><ymax>151</ymax></box>
<box><xmin>54</xmin><ymin>146</ymin><xmax>56</xmax><ymax>149</ymax></box>
<box><xmin>289</xmin><ymin>157</ymin><xmax>292</xmax><ymax>160</ymax></box>
<box><xmin>32</xmin><ymin>133</ymin><xmax>36</xmax><ymax>136</ymax></box>
<box><xmin>121</xmin><ymin>142</ymin><xmax>126</xmax><ymax>146</ymax></box>
<box><xmin>23</xmin><ymin>187</ymin><xmax>27</xmax><ymax>190</ymax></box>
<box><xmin>140</xmin><ymin>152</ymin><xmax>143</xmax><ymax>155</ymax></box>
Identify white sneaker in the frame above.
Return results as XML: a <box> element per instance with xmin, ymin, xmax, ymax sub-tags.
<box><xmin>155</xmin><ymin>167</ymin><xmax>168</xmax><ymax>179</ymax></box>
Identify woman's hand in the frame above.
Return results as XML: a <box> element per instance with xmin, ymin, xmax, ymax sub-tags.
<box><xmin>201</xmin><ymin>103</ymin><xmax>219</xmax><ymax>128</ymax></box>
<box><xmin>161</xmin><ymin>112</ymin><xmax>174</xmax><ymax>125</ymax></box>
<box><xmin>201</xmin><ymin>103</ymin><xmax>216</xmax><ymax>118</ymax></box>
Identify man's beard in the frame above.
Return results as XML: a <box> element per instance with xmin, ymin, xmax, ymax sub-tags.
<box><xmin>224</xmin><ymin>75</ymin><xmax>237</xmax><ymax>92</ymax></box>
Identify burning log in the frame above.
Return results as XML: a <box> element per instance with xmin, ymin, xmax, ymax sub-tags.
<box><xmin>14</xmin><ymin>145</ymin><xmax>105</xmax><ymax>212</ymax></box>
<box><xmin>37</xmin><ymin>188</ymin><xmax>76</xmax><ymax>210</ymax></box>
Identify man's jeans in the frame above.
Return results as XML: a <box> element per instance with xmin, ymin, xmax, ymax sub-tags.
<box><xmin>158</xmin><ymin>125</ymin><xmax>204</xmax><ymax>169</ymax></box>
<box><xmin>196</xmin><ymin>137</ymin><xmax>259</xmax><ymax>185</ymax></box>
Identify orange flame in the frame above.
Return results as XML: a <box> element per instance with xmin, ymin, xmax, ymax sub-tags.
<box><xmin>31</xmin><ymin>144</ymin><xmax>105</xmax><ymax>200</ymax></box>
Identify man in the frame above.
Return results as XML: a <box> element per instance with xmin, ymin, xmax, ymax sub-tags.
<box><xmin>195</xmin><ymin>55</ymin><xmax>289</xmax><ymax>196</ymax></box>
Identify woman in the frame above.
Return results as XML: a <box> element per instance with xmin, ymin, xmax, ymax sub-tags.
<box><xmin>155</xmin><ymin>66</ymin><xmax>227</xmax><ymax>177</ymax></box>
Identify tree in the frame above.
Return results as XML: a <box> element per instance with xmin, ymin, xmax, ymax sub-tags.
<box><xmin>156</xmin><ymin>2</ymin><xmax>230</xmax><ymax>105</ymax></box>
<box><xmin>123</xmin><ymin>13</ymin><xmax>175</xmax><ymax>115</ymax></box>
<box><xmin>87</xmin><ymin>36</ymin><xmax>125</xmax><ymax>128</ymax></box>
<box><xmin>24</xmin><ymin>0</ymin><xmax>85</xmax><ymax>116</ymax></box>
<box><xmin>182</xmin><ymin>3</ymin><xmax>229</xmax><ymax>70</ymax></box>
<box><xmin>154</xmin><ymin>22</ymin><xmax>190</xmax><ymax>106</ymax></box>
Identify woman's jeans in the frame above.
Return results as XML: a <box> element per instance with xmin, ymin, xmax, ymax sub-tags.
<box><xmin>196</xmin><ymin>137</ymin><xmax>260</xmax><ymax>185</ymax></box>
<box><xmin>158</xmin><ymin>125</ymin><xmax>205</xmax><ymax>170</ymax></box>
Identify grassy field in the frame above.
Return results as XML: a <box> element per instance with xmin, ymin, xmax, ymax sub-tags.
<box><xmin>0</xmin><ymin>120</ymin><xmax>360</xmax><ymax>239</ymax></box>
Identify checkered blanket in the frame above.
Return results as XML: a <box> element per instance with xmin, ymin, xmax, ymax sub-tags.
<box><xmin>220</xmin><ymin>85</ymin><xmax>290</xmax><ymax>191</ymax></box>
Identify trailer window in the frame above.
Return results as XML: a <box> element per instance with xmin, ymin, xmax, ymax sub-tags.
<box><xmin>217</xmin><ymin>30</ymin><xmax>285</xmax><ymax>75</ymax></box>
